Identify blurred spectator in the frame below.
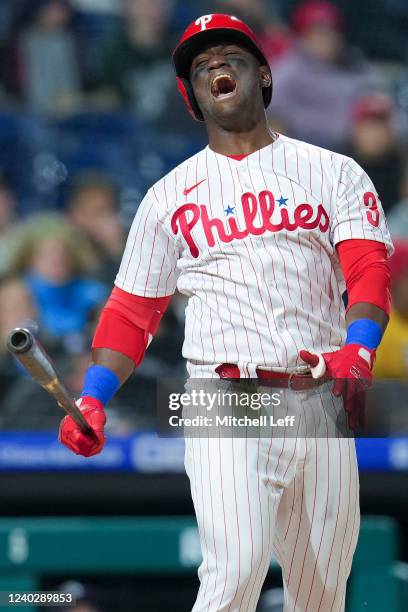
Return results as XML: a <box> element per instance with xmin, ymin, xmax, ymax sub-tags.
<box><xmin>0</xmin><ymin>276</ymin><xmax>38</xmax><ymax>345</ymax></box>
<box><xmin>0</xmin><ymin>275</ymin><xmax>38</xmax><ymax>398</ymax></box>
<box><xmin>342</xmin><ymin>93</ymin><xmax>406</xmax><ymax>215</ymax></box>
<box><xmin>8</xmin><ymin>0</ymin><xmax>83</xmax><ymax>114</ymax></box>
<box><xmin>270</xmin><ymin>0</ymin><xmax>382</xmax><ymax>149</ymax></box>
<box><xmin>0</xmin><ymin>177</ymin><xmax>18</xmax><ymax>270</ymax></box>
<box><xmin>0</xmin><ymin>3</ymin><xmax>13</xmax><ymax>93</ymax></box>
<box><xmin>3</xmin><ymin>215</ymin><xmax>107</xmax><ymax>341</ymax></box>
<box><xmin>375</xmin><ymin>241</ymin><xmax>408</xmax><ymax>379</ymax></box>
<box><xmin>387</xmin><ymin>162</ymin><xmax>408</xmax><ymax>239</ymax></box>
<box><xmin>70</xmin><ymin>0</ymin><xmax>117</xmax><ymax>10</ymax></box>
<box><xmin>97</xmin><ymin>0</ymin><xmax>175</xmax><ymax>120</ymax></box>
<box><xmin>0</xmin><ymin>274</ymin><xmax>63</xmax><ymax>430</ymax></box>
<box><xmin>67</xmin><ymin>172</ymin><xmax>125</xmax><ymax>285</ymax></box>
<box><xmin>214</xmin><ymin>0</ymin><xmax>293</xmax><ymax>64</ymax></box>
<box><xmin>0</xmin><ymin>176</ymin><xmax>17</xmax><ymax>238</ymax></box>
<box><xmin>68</xmin><ymin>0</ymin><xmax>122</xmax><ymax>91</ymax></box>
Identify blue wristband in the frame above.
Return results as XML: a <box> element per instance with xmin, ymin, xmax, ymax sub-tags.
<box><xmin>81</xmin><ymin>365</ymin><xmax>120</xmax><ymax>406</ymax></box>
<box><xmin>345</xmin><ymin>319</ymin><xmax>383</xmax><ymax>350</ymax></box>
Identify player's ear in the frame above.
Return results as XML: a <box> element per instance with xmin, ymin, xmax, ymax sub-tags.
<box><xmin>259</xmin><ymin>65</ymin><xmax>273</xmax><ymax>108</ymax></box>
<box><xmin>259</xmin><ymin>66</ymin><xmax>272</xmax><ymax>89</ymax></box>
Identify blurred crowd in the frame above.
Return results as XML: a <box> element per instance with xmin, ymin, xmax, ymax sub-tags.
<box><xmin>0</xmin><ymin>0</ymin><xmax>407</xmax><ymax>432</ymax></box>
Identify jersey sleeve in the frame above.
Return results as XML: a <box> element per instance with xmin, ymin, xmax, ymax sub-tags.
<box><xmin>115</xmin><ymin>192</ymin><xmax>179</xmax><ymax>297</ymax></box>
<box><xmin>330</xmin><ymin>157</ymin><xmax>394</xmax><ymax>255</ymax></box>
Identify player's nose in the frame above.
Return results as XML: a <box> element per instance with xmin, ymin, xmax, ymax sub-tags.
<box><xmin>207</xmin><ymin>55</ymin><xmax>229</xmax><ymax>71</ymax></box>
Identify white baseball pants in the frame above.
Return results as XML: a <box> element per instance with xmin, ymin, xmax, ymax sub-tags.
<box><xmin>184</xmin><ymin>383</ymin><xmax>360</xmax><ymax>612</ymax></box>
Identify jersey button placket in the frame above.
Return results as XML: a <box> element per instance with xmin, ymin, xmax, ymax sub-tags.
<box><xmin>240</xmin><ymin>165</ymin><xmax>251</xmax><ymax>191</ymax></box>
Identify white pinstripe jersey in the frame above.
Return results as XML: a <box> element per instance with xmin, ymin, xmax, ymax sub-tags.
<box><xmin>115</xmin><ymin>134</ymin><xmax>393</xmax><ymax>372</ymax></box>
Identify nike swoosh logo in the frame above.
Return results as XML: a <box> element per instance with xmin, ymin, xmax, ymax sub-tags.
<box><xmin>183</xmin><ymin>178</ymin><xmax>207</xmax><ymax>196</ymax></box>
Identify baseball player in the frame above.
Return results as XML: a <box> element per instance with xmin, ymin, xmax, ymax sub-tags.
<box><xmin>59</xmin><ymin>14</ymin><xmax>393</xmax><ymax>612</ymax></box>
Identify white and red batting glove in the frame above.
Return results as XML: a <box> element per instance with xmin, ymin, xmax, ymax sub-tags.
<box><xmin>299</xmin><ymin>344</ymin><xmax>375</xmax><ymax>430</ymax></box>
<box><xmin>59</xmin><ymin>397</ymin><xmax>106</xmax><ymax>457</ymax></box>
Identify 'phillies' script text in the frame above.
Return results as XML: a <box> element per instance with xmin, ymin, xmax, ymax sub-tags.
<box><xmin>171</xmin><ymin>190</ymin><xmax>330</xmax><ymax>258</ymax></box>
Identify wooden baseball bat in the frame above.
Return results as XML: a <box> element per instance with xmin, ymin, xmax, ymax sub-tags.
<box><xmin>6</xmin><ymin>327</ymin><xmax>97</xmax><ymax>439</ymax></box>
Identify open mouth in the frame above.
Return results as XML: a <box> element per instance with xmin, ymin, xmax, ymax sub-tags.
<box><xmin>210</xmin><ymin>73</ymin><xmax>237</xmax><ymax>100</ymax></box>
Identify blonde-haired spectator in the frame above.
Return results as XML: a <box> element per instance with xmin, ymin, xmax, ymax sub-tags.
<box><xmin>3</xmin><ymin>214</ymin><xmax>107</xmax><ymax>340</ymax></box>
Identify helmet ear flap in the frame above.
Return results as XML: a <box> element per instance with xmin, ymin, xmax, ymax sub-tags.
<box><xmin>176</xmin><ymin>77</ymin><xmax>204</xmax><ymax>122</ymax></box>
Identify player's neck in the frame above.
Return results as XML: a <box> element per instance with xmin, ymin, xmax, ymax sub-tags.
<box><xmin>206</xmin><ymin>118</ymin><xmax>275</xmax><ymax>157</ymax></box>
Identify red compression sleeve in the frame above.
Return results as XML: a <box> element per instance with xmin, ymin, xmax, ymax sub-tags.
<box><xmin>92</xmin><ymin>287</ymin><xmax>172</xmax><ymax>366</ymax></box>
<box><xmin>336</xmin><ymin>239</ymin><xmax>391</xmax><ymax>316</ymax></box>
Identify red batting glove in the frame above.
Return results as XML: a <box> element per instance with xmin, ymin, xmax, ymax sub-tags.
<box><xmin>59</xmin><ymin>396</ymin><xmax>106</xmax><ymax>457</ymax></box>
<box><xmin>299</xmin><ymin>345</ymin><xmax>375</xmax><ymax>430</ymax></box>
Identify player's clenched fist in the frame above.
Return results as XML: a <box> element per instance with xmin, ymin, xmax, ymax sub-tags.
<box><xmin>59</xmin><ymin>397</ymin><xmax>106</xmax><ymax>457</ymax></box>
<box><xmin>300</xmin><ymin>344</ymin><xmax>376</xmax><ymax>430</ymax></box>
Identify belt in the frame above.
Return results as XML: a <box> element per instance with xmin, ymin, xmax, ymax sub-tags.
<box><xmin>215</xmin><ymin>363</ymin><xmax>329</xmax><ymax>391</ymax></box>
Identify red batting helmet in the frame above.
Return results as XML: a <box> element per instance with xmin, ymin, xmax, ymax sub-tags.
<box><xmin>172</xmin><ymin>13</ymin><xmax>272</xmax><ymax>121</ymax></box>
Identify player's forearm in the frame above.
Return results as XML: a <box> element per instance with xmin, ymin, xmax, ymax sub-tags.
<box><xmin>90</xmin><ymin>347</ymin><xmax>135</xmax><ymax>385</ymax></box>
<box><xmin>346</xmin><ymin>302</ymin><xmax>388</xmax><ymax>331</ymax></box>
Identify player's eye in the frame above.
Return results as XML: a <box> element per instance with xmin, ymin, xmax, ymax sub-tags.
<box><xmin>194</xmin><ymin>58</ymin><xmax>207</xmax><ymax>68</ymax></box>
<box><xmin>224</xmin><ymin>48</ymin><xmax>241</xmax><ymax>56</ymax></box>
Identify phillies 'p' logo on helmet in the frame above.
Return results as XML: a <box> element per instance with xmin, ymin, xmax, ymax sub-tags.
<box><xmin>195</xmin><ymin>14</ymin><xmax>214</xmax><ymax>30</ymax></box>
<box><xmin>172</xmin><ymin>13</ymin><xmax>272</xmax><ymax>121</ymax></box>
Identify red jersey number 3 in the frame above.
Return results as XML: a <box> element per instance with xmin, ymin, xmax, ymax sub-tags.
<box><xmin>363</xmin><ymin>191</ymin><xmax>380</xmax><ymax>227</ymax></box>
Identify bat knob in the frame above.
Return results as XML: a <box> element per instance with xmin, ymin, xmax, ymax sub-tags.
<box><xmin>6</xmin><ymin>327</ymin><xmax>34</xmax><ymax>354</ymax></box>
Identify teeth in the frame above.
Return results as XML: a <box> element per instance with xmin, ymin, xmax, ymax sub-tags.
<box><xmin>213</xmin><ymin>73</ymin><xmax>234</xmax><ymax>84</ymax></box>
